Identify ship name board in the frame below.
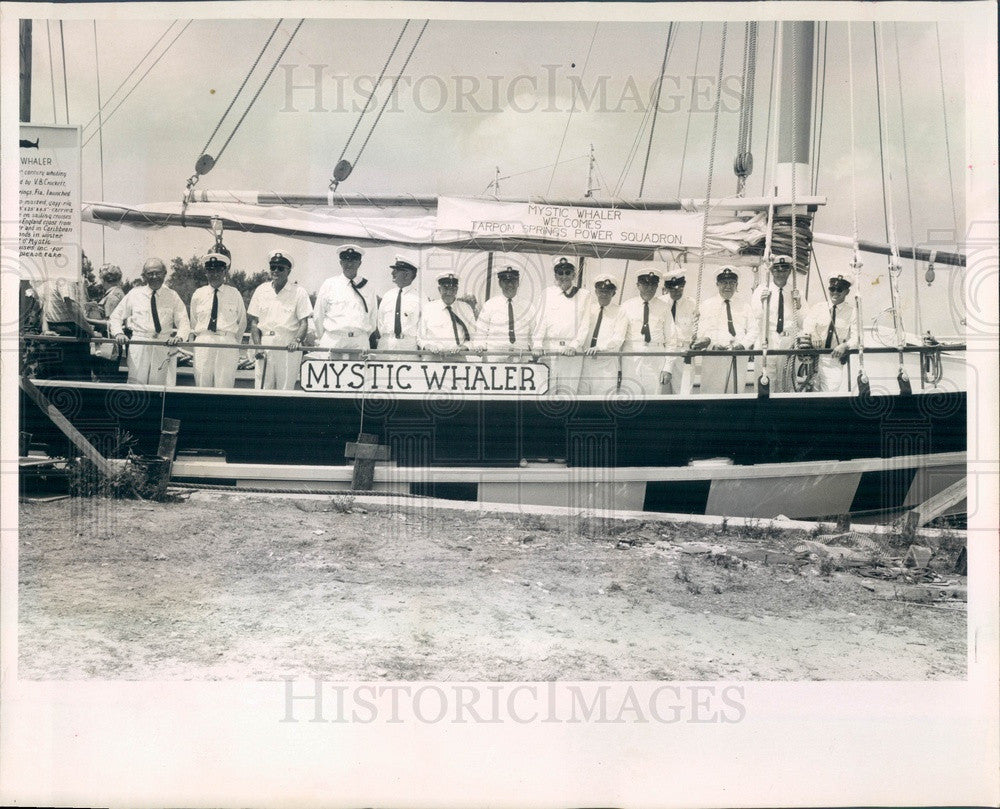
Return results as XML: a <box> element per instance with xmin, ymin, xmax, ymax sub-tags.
<box><xmin>301</xmin><ymin>359</ymin><xmax>549</xmax><ymax>395</ymax></box>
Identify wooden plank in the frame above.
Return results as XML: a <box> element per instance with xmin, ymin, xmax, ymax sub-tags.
<box><xmin>904</xmin><ymin>478</ymin><xmax>967</xmax><ymax>530</ymax></box>
<box><xmin>18</xmin><ymin>377</ymin><xmax>116</xmax><ymax>478</ymax></box>
<box><xmin>157</xmin><ymin>417</ymin><xmax>181</xmax><ymax>461</ymax></box>
<box><xmin>344</xmin><ymin>442</ymin><xmax>391</xmax><ymax>461</ymax></box>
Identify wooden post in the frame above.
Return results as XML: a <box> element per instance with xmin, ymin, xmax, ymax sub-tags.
<box><xmin>19</xmin><ymin>377</ymin><xmax>116</xmax><ymax>478</ymax></box>
<box><xmin>344</xmin><ymin>432</ymin><xmax>390</xmax><ymax>491</ymax></box>
<box><xmin>151</xmin><ymin>418</ymin><xmax>182</xmax><ymax>499</ymax></box>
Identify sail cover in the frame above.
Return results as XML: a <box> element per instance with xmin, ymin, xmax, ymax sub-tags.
<box><xmin>82</xmin><ymin>197</ymin><xmax>768</xmax><ymax>261</ymax></box>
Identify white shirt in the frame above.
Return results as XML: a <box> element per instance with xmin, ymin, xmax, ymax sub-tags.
<box><xmin>698</xmin><ymin>294</ymin><xmax>752</xmax><ymax>347</ymax></box>
<box><xmin>584</xmin><ymin>301</ymin><xmax>629</xmax><ymax>352</ymax></box>
<box><xmin>532</xmin><ymin>285</ymin><xmax>593</xmax><ymax>350</ymax></box>
<box><xmin>419</xmin><ymin>298</ymin><xmax>477</xmax><ymax>350</ymax></box>
<box><xmin>659</xmin><ymin>294</ymin><xmax>697</xmax><ymax>349</ymax></box>
<box><xmin>247</xmin><ymin>281</ymin><xmax>312</xmax><ymax>337</ymax></box>
<box><xmin>109</xmin><ymin>284</ymin><xmax>190</xmax><ymax>338</ymax></box>
<box><xmin>474</xmin><ymin>294</ymin><xmax>536</xmax><ymax>351</ymax></box>
<box><xmin>190</xmin><ymin>284</ymin><xmax>247</xmax><ymax>336</ymax></box>
<box><xmin>314</xmin><ymin>274</ymin><xmax>378</xmax><ymax>338</ymax></box>
<box><xmin>377</xmin><ymin>286</ymin><xmax>421</xmax><ymax>341</ymax></box>
<box><xmin>621</xmin><ymin>295</ymin><xmax>673</xmax><ymax>348</ymax></box>
<box><xmin>38</xmin><ymin>278</ymin><xmax>84</xmax><ymax>323</ymax></box>
<box><xmin>746</xmin><ymin>283</ymin><xmax>804</xmax><ymax>348</ymax></box>
<box><xmin>803</xmin><ymin>298</ymin><xmax>858</xmax><ymax>349</ymax></box>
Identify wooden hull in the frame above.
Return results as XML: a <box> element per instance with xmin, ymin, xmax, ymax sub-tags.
<box><xmin>20</xmin><ymin>380</ymin><xmax>966</xmax><ymax>520</ymax></box>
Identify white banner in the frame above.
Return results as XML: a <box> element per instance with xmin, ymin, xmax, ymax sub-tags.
<box><xmin>437</xmin><ymin>196</ymin><xmax>705</xmax><ymax>249</ymax></box>
<box><xmin>301</xmin><ymin>359</ymin><xmax>550</xmax><ymax>395</ymax></box>
<box><xmin>19</xmin><ymin>124</ymin><xmax>82</xmax><ymax>283</ymax></box>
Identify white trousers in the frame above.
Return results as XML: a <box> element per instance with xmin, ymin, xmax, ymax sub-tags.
<box><xmin>699</xmin><ymin>354</ymin><xmax>743</xmax><ymax>394</ymax></box>
<box><xmin>542</xmin><ymin>353</ymin><xmax>584</xmax><ymax>395</ymax></box>
<box><xmin>193</xmin><ymin>331</ymin><xmax>240</xmax><ymax>388</ymax></box>
<box><xmin>579</xmin><ymin>356</ymin><xmax>620</xmax><ymax>396</ymax></box>
<box><xmin>126</xmin><ymin>334</ymin><xmax>177</xmax><ymax>386</ymax></box>
<box><xmin>814</xmin><ymin>355</ymin><xmax>847</xmax><ymax>392</ymax></box>
<box><xmin>256</xmin><ymin>328</ymin><xmax>302</xmax><ymax>390</ymax></box>
<box><xmin>622</xmin><ymin>347</ymin><xmax>665</xmax><ymax>396</ymax></box>
<box><xmin>661</xmin><ymin>357</ymin><xmax>693</xmax><ymax>395</ymax></box>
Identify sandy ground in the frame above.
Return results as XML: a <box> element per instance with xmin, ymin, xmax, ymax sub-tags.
<box><xmin>18</xmin><ymin>492</ymin><xmax>966</xmax><ymax>680</ymax></box>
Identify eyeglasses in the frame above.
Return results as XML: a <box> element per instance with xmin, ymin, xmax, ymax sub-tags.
<box><xmin>554</xmin><ymin>269</ymin><xmax>575</xmax><ymax>276</ymax></box>
<box><xmin>269</xmin><ymin>264</ymin><xmax>290</xmax><ymax>272</ymax></box>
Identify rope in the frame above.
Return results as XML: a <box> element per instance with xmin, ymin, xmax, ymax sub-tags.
<box><xmin>892</xmin><ymin>22</ymin><xmax>923</xmax><ymax>338</ymax></box>
<box><xmin>210</xmin><ymin>20</ymin><xmax>305</xmax><ymax>169</ymax></box>
<box><xmin>676</xmin><ymin>22</ymin><xmax>705</xmax><ymax>197</ymax></box>
<box><xmin>59</xmin><ymin>21</ymin><xmax>69</xmax><ymax>123</ymax></box>
<box><xmin>333</xmin><ymin>20</ymin><xmax>410</xmax><ymax>180</ymax></box>
<box><xmin>350</xmin><ymin>20</ymin><xmax>429</xmax><ymax>177</ymax></box>
<box><xmin>80</xmin><ymin>21</ymin><xmax>179</xmax><ymax>136</ymax></box>
<box><xmin>198</xmin><ymin>20</ymin><xmax>283</xmax><ymax>161</ymax></box>
<box><xmin>874</xmin><ymin>23</ymin><xmax>907</xmax><ymax>378</ymax></box>
<box><xmin>760</xmin><ymin>22</ymin><xmax>778</xmax><ymax>196</ymax></box>
<box><xmin>789</xmin><ymin>22</ymin><xmax>799</xmax><ymax>297</ymax></box>
<box><xmin>638</xmin><ymin>23</ymin><xmax>674</xmax><ymax>196</ymax></box>
<box><xmin>546</xmin><ymin>22</ymin><xmax>600</xmax><ymax>196</ymax></box>
<box><xmin>170</xmin><ymin>482</ymin><xmax>430</xmax><ymax>499</ymax></box>
<box><xmin>734</xmin><ymin>21</ymin><xmax>757</xmax><ymax>195</ymax></box>
<box><xmin>935</xmin><ymin>24</ymin><xmax>959</xmax><ymax>235</ymax></box>
<box><xmin>690</xmin><ymin>22</ymin><xmax>728</xmax><ymax>344</ymax></box>
<box><xmin>811</xmin><ymin>22</ymin><xmax>828</xmax><ymax>195</ymax></box>
<box><xmin>83</xmin><ymin>21</ymin><xmax>192</xmax><ymax>147</ymax></box>
<box><xmin>93</xmin><ymin>21</ymin><xmax>106</xmax><ymax>263</ymax></box>
<box><xmin>46</xmin><ymin>21</ymin><xmax>57</xmax><ymax>124</ymax></box>
<box><xmin>482</xmin><ymin>154</ymin><xmax>588</xmax><ymax>195</ymax></box>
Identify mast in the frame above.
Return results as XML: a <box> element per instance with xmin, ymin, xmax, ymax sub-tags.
<box><xmin>19</xmin><ymin>19</ymin><xmax>31</xmax><ymax>121</ymax></box>
<box><xmin>774</xmin><ymin>21</ymin><xmax>815</xmax><ymax>274</ymax></box>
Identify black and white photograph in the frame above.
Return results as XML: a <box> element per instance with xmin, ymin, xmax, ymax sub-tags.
<box><xmin>2</xmin><ymin>1</ymin><xmax>997</xmax><ymax>806</ymax></box>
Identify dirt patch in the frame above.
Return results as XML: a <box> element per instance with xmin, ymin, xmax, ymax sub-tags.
<box><xmin>18</xmin><ymin>493</ymin><xmax>965</xmax><ymax>680</ymax></box>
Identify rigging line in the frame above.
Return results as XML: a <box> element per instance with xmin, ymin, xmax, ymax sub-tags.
<box><xmin>83</xmin><ymin>21</ymin><xmax>192</xmax><ymax>146</ymax></box>
<box><xmin>351</xmin><ymin>19</ymin><xmax>428</xmax><ymax>171</ymax></box>
<box><xmin>638</xmin><ymin>23</ymin><xmax>675</xmax><ymax>197</ymax></box>
<box><xmin>59</xmin><ymin>21</ymin><xmax>69</xmax><ymax>123</ymax></box>
<box><xmin>691</xmin><ymin>22</ymin><xmax>728</xmax><ymax>343</ymax></box>
<box><xmin>93</xmin><ymin>22</ymin><xmax>106</xmax><ymax>261</ymax></box>
<box><xmin>46</xmin><ymin>21</ymin><xmax>57</xmax><ymax>124</ymax></box>
<box><xmin>481</xmin><ymin>154</ymin><xmax>589</xmax><ymax>194</ymax></box>
<box><xmin>935</xmin><ymin>23</ymin><xmax>959</xmax><ymax>234</ymax></box>
<box><xmin>80</xmin><ymin>21</ymin><xmax>177</xmax><ymax>135</ymax></box>
<box><xmin>335</xmin><ymin>20</ymin><xmax>409</xmax><ymax>168</ymax></box>
<box><xmin>545</xmin><ymin>22</ymin><xmax>600</xmax><ymax>197</ymax></box>
<box><xmin>760</xmin><ymin>22</ymin><xmax>778</xmax><ymax>196</ymax></box>
<box><xmin>809</xmin><ymin>23</ymin><xmax>820</xmax><ymax>193</ymax></box>
<box><xmin>790</xmin><ymin>22</ymin><xmax>798</xmax><ymax>294</ymax></box>
<box><xmin>893</xmin><ymin>22</ymin><xmax>922</xmax><ymax>336</ymax></box>
<box><xmin>613</xmin><ymin>22</ymin><xmax>675</xmax><ymax>197</ymax></box>
<box><xmin>676</xmin><ymin>22</ymin><xmax>705</xmax><ymax>197</ymax></box>
<box><xmin>847</xmin><ymin>23</ymin><xmax>866</xmax><ymax>379</ymax></box>
<box><xmin>734</xmin><ymin>21</ymin><xmax>757</xmax><ymax>195</ymax></box>
<box><xmin>871</xmin><ymin>23</ymin><xmax>892</xmax><ymax>250</ymax></box>
<box><xmin>199</xmin><ymin>19</ymin><xmax>283</xmax><ymax>159</ymax></box>
<box><xmin>210</xmin><ymin>20</ymin><xmax>305</xmax><ymax>167</ymax></box>
<box><xmin>812</xmin><ymin>21</ymin><xmax>828</xmax><ymax>195</ymax></box>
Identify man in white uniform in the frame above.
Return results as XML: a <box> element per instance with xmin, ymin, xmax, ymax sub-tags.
<box><xmin>376</xmin><ymin>255</ymin><xmax>421</xmax><ymax>353</ymax></box>
<box><xmin>110</xmin><ymin>258</ymin><xmax>189</xmax><ymax>385</ymax></box>
<box><xmin>188</xmin><ymin>246</ymin><xmax>247</xmax><ymax>388</ymax></box>
<box><xmin>621</xmin><ymin>268</ymin><xmax>672</xmax><ymax>395</ymax></box>
<box><xmin>802</xmin><ymin>274</ymin><xmax>858</xmax><ymax>392</ymax></box>
<box><xmin>532</xmin><ymin>257</ymin><xmax>592</xmax><ymax>394</ymax></box>
<box><xmin>692</xmin><ymin>267</ymin><xmax>752</xmax><ymax>394</ymax></box>
<box><xmin>247</xmin><ymin>250</ymin><xmax>312</xmax><ymax>390</ymax></box>
<box><xmin>419</xmin><ymin>271</ymin><xmax>476</xmax><ymax>355</ymax></box>
<box><xmin>313</xmin><ymin>244</ymin><xmax>378</xmax><ymax>353</ymax></box>
<box><xmin>659</xmin><ymin>269</ymin><xmax>696</xmax><ymax>394</ymax></box>
<box><xmin>580</xmin><ymin>273</ymin><xmax>628</xmax><ymax>395</ymax></box>
<box><xmin>473</xmin><ymin>266</ymin><xmax>536</xmax><ymax>359</ymax></box>
<box><xmin>746</xmin><ymin>256</ymin><xmax>803</xmax><ymax>392</ymax></box>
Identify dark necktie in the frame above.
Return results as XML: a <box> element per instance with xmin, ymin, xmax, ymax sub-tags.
<box><xmin>671</xmin><ymin>299</ymin><xmax>677</xmax><ymax>321</ymax></box>
<box><xmin>394</xmin><ymin>291</ymin><xmax>402</xmax><ymax>338</ymax></box>
<box><xmin>350</xmin><ymin>279</ymin><xmax>368</xmax><ymax>312</ymax></box>
<box><xmin>507</xmin><ymin>299</ymin><xmax>516</xmax><ymax>344</ymax></box>
<box><xmin>641</xmin><ymin>301</ymin><xmax>651</xmax><ymax>343</ymax></box>
<box><xmin>776</xmin><ymin>288</ymin><xmax>784</xmax><ymax>333</ymax></box>
<box><xmin>151</xmin><ymin>290</ymin><xmax>162</xmax><ymax>334</ymax></box>
<box><xmin>446</xmin><ymin>304</ymin><xmax>469</xmax><ymax>344</ymax></box>
<box><xmin>725</xmin><ymin>300</ymin><xmax>736</xmax><ymax>337</ymax></box>
<box><xmin>825</xmin><ymin>304</ymin><xmax>837</xmax><ymax>348</ymax></box>
<box><xmin>590</xmin><ymin>306</ymin><xmax>605</xmax><ymax>348</ymax></box>
<box><xmin>208</xmin><ymin>288</ymin><xmax>219</xmax><ymax>332</ymax></box>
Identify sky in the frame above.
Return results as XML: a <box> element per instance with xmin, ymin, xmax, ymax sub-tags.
<box><xmin>22</xmin><ymin>9</ymin><xmax>973</xmax><ymax>337</ymax></box>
